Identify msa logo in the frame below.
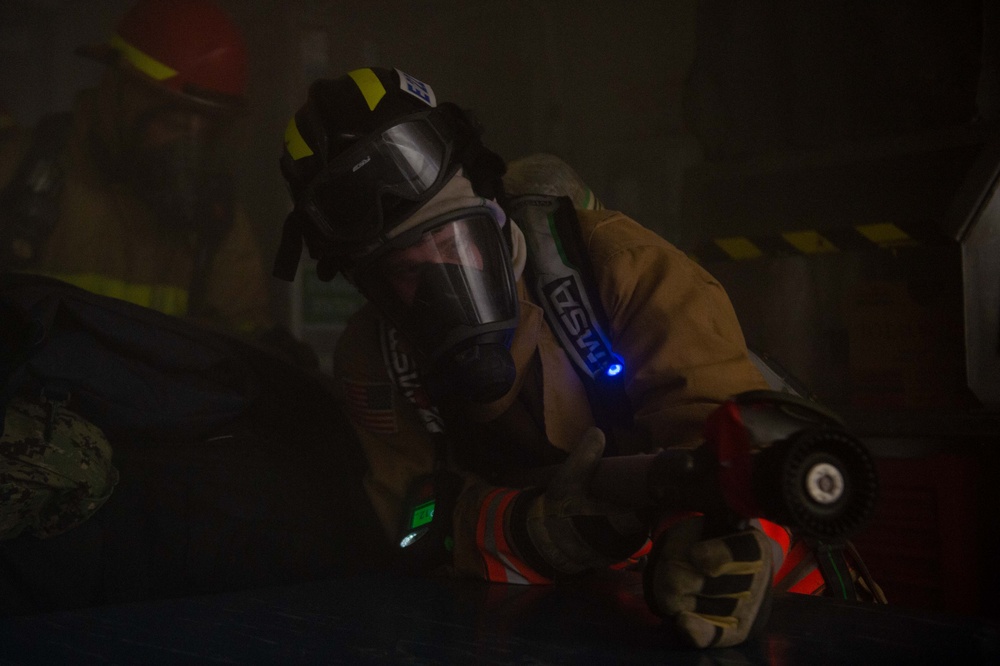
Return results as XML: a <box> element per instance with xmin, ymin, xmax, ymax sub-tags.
<box><xmin>385</xmin><ymin>327</ymin><xmax>430</xmax><ymax>408</ymax></box>
<box><xmin>382</xmin><ymin>325</ymin><xmax>444</xmax><ymax>432</ymax></box>
<box><xmin>542</xmin><ymin>276</ymin><xmax>609</xmax><ymax>374</ymax></box>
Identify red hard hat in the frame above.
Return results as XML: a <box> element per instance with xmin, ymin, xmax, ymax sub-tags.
<box><xmin>78</xmin><ymin>0</ymin><xmax>248</xmax><ymax>113</ymax></box>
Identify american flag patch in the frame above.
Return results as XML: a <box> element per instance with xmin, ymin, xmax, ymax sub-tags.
<box><xmin>344</xmin><ymin>380</ymin><xmax>397</xmax><ymax>434</ymax></box>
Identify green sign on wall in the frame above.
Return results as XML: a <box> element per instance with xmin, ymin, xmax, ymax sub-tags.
<box><xmin>300</xmin><ymin>266</ymin><xmax>366</xmax><ymax>327</ymax></box>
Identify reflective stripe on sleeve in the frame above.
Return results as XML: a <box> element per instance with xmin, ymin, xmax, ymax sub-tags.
<box><xmin>773</xmin><ymin>539</ymin><xmax>825</xmax><ymax>595</ymax></box>
<box><xmin>38</xmin><ymin>272</ymin><xmax>189</xmax><ymax>316</ymax></box>
<box><xmin>753</xmin><ymin>517</ymin><xmax>792</xmax><ymax>578</ymax></box>
<box><xmin>476</xmin><ymin>488</ymin><xmax>550</xmax><ymax>585</ymax></box>
<box><xmin>787</xmin><ymin>567</ymin><xmax>826</xmax><ymax>595</ymax></box>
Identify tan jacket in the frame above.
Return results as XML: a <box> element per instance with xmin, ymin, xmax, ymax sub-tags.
<box><xmin>334</xmin><ymin>208</ymin><xmax>768</xmax><ymax>578</ymax></box>
<box><xmin>0</xmin><ymin>91</ymin><xmax>271</xmax><ymax>332</ymax></box>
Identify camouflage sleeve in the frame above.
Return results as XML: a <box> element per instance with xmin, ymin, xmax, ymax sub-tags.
<box><xmin>1</xmin><ymin>395</ymin><xmax>119</xmax><ymax>540</ymax></box>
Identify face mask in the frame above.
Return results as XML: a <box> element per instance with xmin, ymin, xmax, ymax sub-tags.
<box><xmin>354</xmin><ymin>207</ymin><xmax>519</xmax><ymax>403</ymax></box>
<box><xmin>122</xmin><ymin>106</ymin><xmax>224</xmax><ymax>232</ymax></box>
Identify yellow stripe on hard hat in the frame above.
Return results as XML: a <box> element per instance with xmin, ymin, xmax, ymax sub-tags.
<box><xmin>348</xmin><ymin>68</ymin><xmax>387</xmax><ymax>111</ymax></box>
<box><xmin>109</xmin><ymin>34</ymin><xmax>178</xmax><ymax>81</ymax></box>
<box><xmin>284</xmin><ymin>117</ymin><xmax>314</xmax><ymax>160</ymax></box>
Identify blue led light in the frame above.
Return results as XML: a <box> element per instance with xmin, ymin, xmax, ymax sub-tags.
<box><xmin>605</xmin><ymin>362</ymin><xmax>623</xmax><ymax>377</ymax></box>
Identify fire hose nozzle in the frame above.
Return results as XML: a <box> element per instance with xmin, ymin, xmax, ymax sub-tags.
<box><xmin>588</xmin><ymin>391</ymin><xmax>879</xmax><ymax>541</ymax></box>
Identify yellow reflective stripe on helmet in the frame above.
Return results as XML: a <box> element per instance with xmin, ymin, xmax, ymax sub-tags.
<box><xmin>348</xmin><ymin>68</ymin><xmax>387</xmax><ymax>111</ymax></box>
<box><xmin>284</xmin><ymin>117</ymin><xmax>314</xmax><ymax>160</ymax></box>
<box><xmin>42</xmin><ymin>272</ymin><xmax>189</xmax><ymax>316</ymax></box>
<box><xmin>108</xmin><ymin>34</ymin><xmax>178</xmax><ymax>82</ymax></box>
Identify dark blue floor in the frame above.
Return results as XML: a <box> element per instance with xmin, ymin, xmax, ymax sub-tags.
<box><xmin>0</xmin><ymin>572</ymin><xmax>996</xmax><ymax>665</ymax></box>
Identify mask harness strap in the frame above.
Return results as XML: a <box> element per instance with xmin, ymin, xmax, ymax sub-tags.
<box><xmin>380</xmin><ymin>319</ymin><xmax>460</xmax><ymax>568</ymax></box>
<box><xmin>379</xmin><ymin>319</ymin><xmax>446</xmax><ymax>436</ymax></box>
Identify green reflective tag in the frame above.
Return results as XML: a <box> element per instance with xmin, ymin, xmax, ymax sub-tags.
<box><xmin>409</xmin><ymin>499</ymin><xmax>435</xmax><ymax>529</ymax></box>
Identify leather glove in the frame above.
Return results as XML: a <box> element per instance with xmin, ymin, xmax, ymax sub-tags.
<box><xmin>508</xmin><ymin>427</ymin><xmax>649</xmax><ymax>577</ymax></box>
<box><xmin>644</xmin><ymin>514</ymin><xmax>773</xmax><ymax>648</ymax></box>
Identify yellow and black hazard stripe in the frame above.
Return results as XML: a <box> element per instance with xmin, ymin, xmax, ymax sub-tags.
<box><xmin>690</xmin><ymin>221</ymin><xmax>950</xmax><ymax>263</ymax></box>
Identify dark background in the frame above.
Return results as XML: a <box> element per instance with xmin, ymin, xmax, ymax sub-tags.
<box><xmin>3</xmin><ymin>0</ymin><xmax>999</xmax><ymax>622</ymax></box>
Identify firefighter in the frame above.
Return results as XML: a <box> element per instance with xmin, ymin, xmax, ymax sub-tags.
<box><xmin>273</xmin><ymin>67</ymin><xmax>781</xmax><ymax>649</ymax></box>
<box><xmin>0</xmin><ymin>0</ymin><xmax>271</xmax><ymax>333</ymax></box>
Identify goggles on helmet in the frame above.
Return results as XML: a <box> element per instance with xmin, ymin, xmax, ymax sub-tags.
<box><xmin>353</xmin><ymin>208</ymin><xmax>519</xmax><ymax>364</ymax></box>
<box><xmin>298</xmin><ymin>104</ymin><xmax>477</xmax><ymax>248</ymax></box>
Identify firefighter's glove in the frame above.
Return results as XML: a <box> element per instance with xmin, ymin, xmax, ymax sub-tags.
<box><xmin>644</xmin><ymin>515</ymin><xmax>773</xmax><ymax>648</ymax></box>
<box><xmin>512</xmin><ymin>427</ymin><xmax>648</xmax><ymax>576</ymax></box>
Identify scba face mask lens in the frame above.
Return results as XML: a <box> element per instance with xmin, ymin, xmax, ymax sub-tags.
<box><xmin>356</xmin><ymin>211</ymin><xmax>519</xmax><ymax>402</ymax></box>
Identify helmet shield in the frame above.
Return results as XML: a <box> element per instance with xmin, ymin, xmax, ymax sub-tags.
<box><xmin>354</xmin><ymin>209</ymin><xmax>518</xmax><ymax>364</ymax></box>
<box><xmin>298</xmin><ymin>105</ymin><xmax>474</xmax><ymax>248</ymax></box>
